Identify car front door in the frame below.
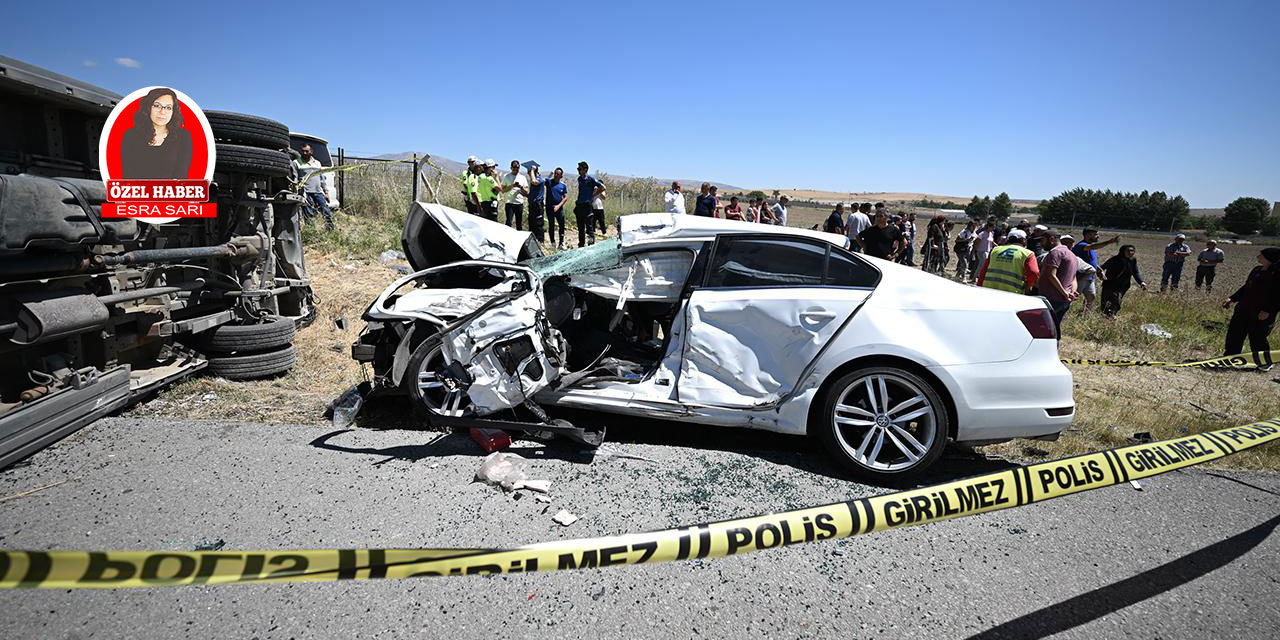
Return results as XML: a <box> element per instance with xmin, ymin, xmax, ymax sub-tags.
<box><xmin>676</xmin><ymin>235</ymin><xmax>879</xmax><ymax>408</ymax></box>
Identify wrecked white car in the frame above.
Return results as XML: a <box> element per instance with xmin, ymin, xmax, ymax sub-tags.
<box><xmin>351</xmin><ymin>204</ymin><xmax>1075</xmax><ymax>478</ymax></box>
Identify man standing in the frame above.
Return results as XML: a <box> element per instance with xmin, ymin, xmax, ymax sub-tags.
<box><xmin>694</xmin><ymin>183</ymin><xmax>712</xmax><ymax>217</ymax></box>
<box><xmin>953</xmin><ymin>220</ymin><xmax>977</xmax><ymax>282</ymax></box>
<box><xmin>575</xmin><ymin>161</ymin><xmax>605</xmax><ymax>247</ymax></box>
<box><xmin>706</xmin><ymin>186</ymin><xmax>722</xmax><ymax>218</ymax></box>
<box><xmin>977</xmin><ymin>229</ymin><xmax>1040</xmax><ymax>295</ymax></box>
<box><xmin>1071</xmin><ymin>228</ymin><xmax>1118</xmax><ymax>310</ymax></box>
<box><xmin>845</xmin><ymin>202</ymin><xmax>871</xmax><ymax>252</ymax></box>
<box><xmin>1028</xmin><ymin>224</ymin><xmax>1048</xmax><ymax>256</ymax></box>
<box><xmin>664</xmin><ymin>181</ymin><xmax>685</xmax><ymax>214</ymax></box>
<box><xmin>896</xmin><ymin>212</ymin><xmax>916</xmax><ymax>266</ymax></box>
<box><xmin>856</xmin><ymin>210</ymin><xmax>902</xmax><ymax>260</ymax></box>
<box><xmin>1037</xmin><ymin>230</ymin><xmax>1079</xmax><ymax>334</ymax></box>
<box><xmin>1196</xmin><ymin>240</ymin><xmax>1226</xmax><ymax>293</ymax></box>
<box><xmin>295</xmin><ymin>144</ymin><xmax>334</xmax><ymax>230</ymax></box>
<box><xmin>526</xmin><ymin>165</ymin><xmax>547</xmax><ymax>242</ymax></box>
<box><xmin>460</xmin><ymin>155</ymin><xmax>479</xmax><ymax>214</ymax></box>
<box><xmin>824</xmin><ymin>203</ymin><xmax>846</xmax><ymax>235</ymax></box>
<box><xmin>974</xmin><ymin>221</ymin><xmax>996</xmax><ymax>271</ymax></box>
<box><xmin>475</xmin><ymin>159</ymin><xmax>501</xmax><ymax>221</ymax></box>
<box><xmin>771</xmin><ymin>195</ymin><xmax>790</xmax><ymax>226</ymax></box>
<box><xmin>501</xmin><ymin>160</ymin><xmax>529</xmax><ymax>230</ymax></box>
<box><xmin>546</xmin><ymin>167</ymin><xmax>569</xmax><ymax>249</ymax></box>
<box><xmin>1161</xmin><ymin>233</ymin><xmax>1193</xmax><ymax>292</ymax></box>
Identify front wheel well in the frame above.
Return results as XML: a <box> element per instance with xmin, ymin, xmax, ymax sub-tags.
<box><xmin>806</xmin><ymin>355</ymin><xmax>959</xmax><ymax>440</ymax></box>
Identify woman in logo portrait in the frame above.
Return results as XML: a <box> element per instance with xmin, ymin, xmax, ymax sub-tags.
<box><xmin>119</xmin><ymin>87</ymin><xmax>192</xmax><ymax>179</ymax></box>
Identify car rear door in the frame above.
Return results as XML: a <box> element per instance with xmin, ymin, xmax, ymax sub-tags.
<box><xmin>676</xmin><ymin>235</ymin><xmax>879</xmax><ymax>408</ymax></box>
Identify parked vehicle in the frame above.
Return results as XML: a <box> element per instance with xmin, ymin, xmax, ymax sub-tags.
<box><xmin>351</xmin><ymin>205</ymin><xmax>1075</xmax><ymax>478</ymax></box>
<box><xmin>0</xmin><ymin>56</ymin><xmax>314</xmax><ymax>467</ymax></box>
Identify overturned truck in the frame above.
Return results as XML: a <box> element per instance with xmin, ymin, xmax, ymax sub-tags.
<box><xmin>0</xmin><ymin>56</ymin><xmax>314</xmax><ymax>467</ymax></box>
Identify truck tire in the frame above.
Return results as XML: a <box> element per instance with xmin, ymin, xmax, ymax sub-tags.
<box><xmin>206</xmin><ymin>344</ymin><xmax>296</xmax><ymax>380</ymax></box>
<box><xmin>197</xmin><ymin>317</ymin><xmax>296</xmax><ymax>354</ymax></box>
<box><xmin>215</xmin><ymin>144</ymin><xmax>291</xmax><ymax>178</ymax></box>
<box><xmin>205</xmin><ymin>111</ymin><xmax>290</xmax><ymax>150</ymax></box>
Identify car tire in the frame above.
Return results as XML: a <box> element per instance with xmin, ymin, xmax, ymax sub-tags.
<box><xmin>214</xmin><ymin>143</ymin><xmax>291</xmax><ymax>178</ymax></box>
<box><xmin>206</xmin><ymin>344</ymin><xmax>296</xmax><ymax>380</ymax></box>
<box><xmin>814</xmin><ymin>366</ymin><xmax>949</xmax><ymax>479</ymax></box>
<box><xmin>402</xmin><ymin>337</ymin><xmax>472</xmax><ymax>419</ymax></box>
<box><xmin>205</xmin><ymin>111</ymin><xmax>290</xmax><ymax>150</ymax></box>
<box><xmin>197</xmin><ymin>317</ymin><xmax>296</xmax><ymax>355</ymax></box>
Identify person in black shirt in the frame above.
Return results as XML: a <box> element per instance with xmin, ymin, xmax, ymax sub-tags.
<box><xmin>1098</xmin><ymin>244</ymin><xmax>1148</xmax><ymax>316</ymax></box>
<box><xmin>119</xmin><ymin>87</ymin><xmax>193</xmax><ymax>179</ymax></box>
<box><xmin>856</xmin><ymin>211</ymin><xmax>902</xmax><ymax>260</ymax></box>
<box><xmin>823</xmin><ymin>203</ymin><xmax>846</xmax><ymax>235</ymax></box>
<box><xmin>1221</xmin><ymin>247</ymin><xmax>1280</xmax><ymax>368</ymax></box>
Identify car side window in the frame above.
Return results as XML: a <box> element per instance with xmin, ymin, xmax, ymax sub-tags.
<box><xmin>826</xmin><ymin>247</ymin><xmax>880</xmax><ymax>288</ymax></box>
<box><xmin>706</xmin><ymin>237</ymin><xmax>826</xmax><ymax>288</ymax></box>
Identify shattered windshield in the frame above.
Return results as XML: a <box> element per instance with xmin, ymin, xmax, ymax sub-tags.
<box><xmin>521</xmin><ymin>237</ymin><xmax>623</xmax><ymax>277</ymax></box>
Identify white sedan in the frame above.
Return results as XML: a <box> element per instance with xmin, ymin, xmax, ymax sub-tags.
<box><xmin>351</xmin><ymin>204</ymin><xmax>1074</xmax><ymax>479</ymax></box>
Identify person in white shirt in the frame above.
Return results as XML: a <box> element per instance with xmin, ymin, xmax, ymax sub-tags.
<box><xmin>294</xmin><ymin>144</ymin><xmax>334</xmax><ymax>230</ymax></box>
<box><xmin>770</xmin><ymin>195</ymin><xmax>789</xmax><ymax>226</ymax></box>
<box><xmin>664</xmin><ymin>181</ymin><xmax>685</xmax><ymax>214</ymax></box>
<box><xmin>845</xmin><ymin>202</ymin><xmax>871</xmax><ymax>251</ymax></box>
<box><xmin>501</xmin><ymin>160</ymin><xmax>530</xmax><ymax>230</ymax></box>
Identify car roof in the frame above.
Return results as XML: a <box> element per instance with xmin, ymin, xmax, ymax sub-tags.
<box><xmin>289</xmin><ymin>132</ymin><xmax>329</xmax><ymax>144</ymax></box>
<box><xmin>618</xmin><ymin>213</ymin><xmax>850</xmax><ymax>249</ymax></box>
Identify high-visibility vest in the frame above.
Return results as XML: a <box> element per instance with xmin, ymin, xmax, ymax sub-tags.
<box><xmin>982</xmin><ymin>244</ymin><xmax>1033</xmax><ymax>294</ymax></box>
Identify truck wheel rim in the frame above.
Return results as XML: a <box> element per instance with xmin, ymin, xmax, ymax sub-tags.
<box><xmin>832</xmin><ymin>373</ymin><xmax>937</xmax><ymax>472</ymax></box>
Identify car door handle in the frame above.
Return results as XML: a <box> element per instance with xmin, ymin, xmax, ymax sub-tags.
<box><xmin>800</xmin><ymin>310</ymin><xmax>837</xmax><ymax>323</ymax></box>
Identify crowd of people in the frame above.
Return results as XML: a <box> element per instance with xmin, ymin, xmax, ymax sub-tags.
<box><xmin>453</xmin><ymin>159</ymin><xmax>1277</xmax><ymax>366</ymax></box>
<box><xmin>818</xmin><ymin>202</ymin><xmax>1278</xmax><ymax>366</ymax></box>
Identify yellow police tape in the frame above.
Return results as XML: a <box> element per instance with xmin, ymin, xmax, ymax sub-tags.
<box><xmin>1063</xmin><ymin>350</ymin><xmax>1278</xmax><ymax>369</ymax></box>
<box><xmin>2</xmin><ymin>417</ymin><xmax>1277</xmax><ymax>589</ymax></box>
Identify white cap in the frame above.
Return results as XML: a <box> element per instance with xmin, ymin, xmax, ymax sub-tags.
<box><xmin>1176</xmin><ymin>233</ymin><xmax>1186</xmax><ymax>239</ymax></box>
<box><xmin>485</xmin><ymin>158</ymin><xmax>496</xmax><ymax>167</ymax></box>
<box><xmin>467</xmin><ymin>155</ymin><xmax>478</xmax><ymax>163</ymax></box>
<box><xmin>1007</xmin><ymin>229</ymin><xmax>1027</xmax><ymax>241</ymax></box>
<box><xmin>1061</xmin><ymin>234</ymin><xmax>1075</xmax><ymax>242</ymax></box>
<box><xmin>1034</xmin><ymin>224</ymin><xmax>1048</xmax><ymax>231</ymax></box>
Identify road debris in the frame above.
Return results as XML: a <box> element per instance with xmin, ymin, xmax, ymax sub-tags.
<box><xmin>1130</xmin><ymin>480</ymin><xmax>1143</xmax><ymax>491</ymax></box>
<box><xmin>1140</xmin><ymin>323</ymin><xmax>1172</xmax><ymax>339</ymax></box>
<box><xmin>329</xmin><ymin>384</ymin><xmax>367</xmax><ymax>429</ymax></box>
<box><xmin>1129</xmin><ymin>432</ymin><xmax>1154</xmax><ymax>444</ymax></box>
<box><xmin>470</xmin><ymin>428</ymin><xmax>512</xmax><ymax>453</ymax></box>
<box><xmin>0</xmin><ymin>479</ymin><xmax>70</xmax><ymax>502</ymax></box>
<box><xmin>551</xmin><ymin>509</ymin><xmax>580</xmax><ymax>526</ymax></box>
<box><xmin>593</xmin><ymin>444</ymin><xmax>658</xmax><ymax>464</ymax></box>
<box><xmin>474</xmin><ymin>452</ymin><xmax>550</xmax><ymax>494</ymax></box>
<box><xmin>194</xmin><ymin>539</ymin><xmax>226</xmax><ymax>551</ymax></box>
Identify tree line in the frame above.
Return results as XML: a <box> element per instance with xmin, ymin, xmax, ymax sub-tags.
<box><xmin>1036</xmin><ymin>188</ymin><xmax>1189</xmax><ymax>231</ymax></box>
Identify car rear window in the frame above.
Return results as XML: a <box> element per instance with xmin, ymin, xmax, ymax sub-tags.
<box><xmin>825</xmin><ymin>247</ymin><xmax>880</xmax><ymax>287</ymax></box>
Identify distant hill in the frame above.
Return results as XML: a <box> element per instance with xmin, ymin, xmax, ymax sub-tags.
<box><xmin>761</xmin><ymin>189</ymin><xmax>1043</xmax><ymax>209</ymax></box>
<box><xmin>374</xmin><ymin>151</ymin><xmax>743</xmax><ymax>191</ymax></box>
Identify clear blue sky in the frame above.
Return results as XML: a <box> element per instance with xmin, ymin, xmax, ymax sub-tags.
<box><xmin>7</xmin><ymin>0</ymin><xmax>1278</xmax><ymax>206</ymax></box>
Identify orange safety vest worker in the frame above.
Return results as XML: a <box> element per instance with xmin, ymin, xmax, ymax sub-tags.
<box><xmin>979</xmin><ymin>244</ymin><xmax>1038</xmax><ymax>294</ymax></box>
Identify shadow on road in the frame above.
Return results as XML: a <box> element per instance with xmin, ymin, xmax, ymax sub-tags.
<box><xmin>323</xmin><ymin>397</ymin><xmax>1019</xmax><ymax>489</ymax></box>
<box><xmin>964</xmin><ymin>513</ymin><xmax>1280</xmax><ymax>640</ymax></box>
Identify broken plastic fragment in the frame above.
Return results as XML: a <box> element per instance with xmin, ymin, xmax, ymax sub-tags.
<box><xmin>551</xmin><ymin>509</ymin><xmax>579</xmax><ymax>526</ymax></box>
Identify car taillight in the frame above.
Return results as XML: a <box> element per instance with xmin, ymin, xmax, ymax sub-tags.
<box><xmin>1017</xmin><ymin>308</ymin><xmax>1057</xmax><ymax>339</ymax></box>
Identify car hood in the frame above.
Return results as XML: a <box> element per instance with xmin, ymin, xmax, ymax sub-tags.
<box><xmin>401</xmin><ymin>202</ymin><xmax>543</xmax><ymax>271</ymax></box>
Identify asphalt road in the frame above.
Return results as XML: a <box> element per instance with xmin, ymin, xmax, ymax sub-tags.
<box><xmin>2</xmin><ymin>413</ymin><xmax>1279</xmax><ymax>639</ymax></box>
